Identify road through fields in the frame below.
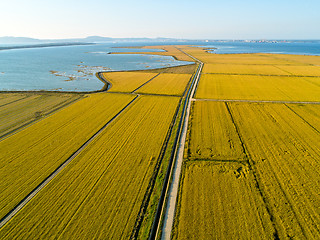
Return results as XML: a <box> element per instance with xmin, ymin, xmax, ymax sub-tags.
<box><xmin>159</xmin><ymin>50</ymin><xmax>203</xmax><ymax>240</ymax></box>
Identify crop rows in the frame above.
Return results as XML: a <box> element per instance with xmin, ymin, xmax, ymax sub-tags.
<box><xmin>142</xmin><ymin>45</ymin><xmax>194</xmax><ymax>62</ymax></box>
<box><xmin>186</xmin><ymin>101</ymin><xmax>245</xmax><ymax>161</ymax></box>
<box><xmin>228</xmin><ymin>102</ymin><xmax>320</xmax><ymax>239</ymax></box>
<box><xmin>276</xmin><ymin>65</ymin><xmax>320</xmax><ymax>76</ymax></box>
<box><xmin>0</xmin><ymin>93</ymin><xmax>29</xmax><ymax>107</ymax></box>
<box><xmin>175</xmin><ymin>102</ymin><xmax>320</xmax><ymax>239</ymax></box>
<box><xmin>0</xmin><ymin>93</ymin><xmax>135</xmax><ymax>220</ymax></box>
<box><xmin>287</xmin><ymin>104</ymin><xmax>320</xmax><ymax>132</ymax></box>
<box><xmin>195</xmin><ymin>74</ymin><xmax>320</xmax><ymax>101</ymax></box>
<box><xmin>0</xmin><ymin>93</ymin><xmax>82</xmax><ymax>138</ymax></box>
<box><xmin>0</xmin><ymin>95</ymin><xmax>180</xmax><ymax>239</ymax></box>
<box><xmin>202</xmin><ymin>63</ymin><xmax>291</xmax><ymax>75</ymax></box>
<box><xmin>262</xmin><ymin>53</ymin><xmax>320</xmax><ymax>66</ymax></box>
<box><xmin>137</xmin><ymin>73</ymin><xmax>192</xmax><ymax>96</ymax></box>
<box><xmin>173</xmin><ymin>161</ymin><xmax>275</xmax><ymax>239</ymax></box>
<box><xmin>111</xmin><ymin>45</ymin><xmax>194</xmax><ymax>62</ymax></box>
<box><xmin>102</xmin><ymin>72</ymin><xmax>158</xmax><ymax>92</ymax></box>
<box><xmin>172</xmin><ymin>48</ymin><xmax>320</xmax><ymax>239</ymax></box>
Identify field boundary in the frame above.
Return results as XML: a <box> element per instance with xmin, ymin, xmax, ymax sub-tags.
<box><xmin>0</xmin><ymin>95</ymin><xmax>30</xmax><ymax>108</ymax></box>
<box><xmin>284</xmin><ymin>104</ymin><xmax>320</xmax><ymax>134</ymax></box>
<box><xmin>130</xmin><ymin>96</ymin><xmax>182</xmax><ymax>239</ymax></box>
<box><xmin>225</xmin><ymin>102</ymin><xmax>282</xmax><ymax>239</ymax></box>
<box><xmin>148</xmin><ymin>53</ymin><xmax>202</xmax><ymax>239</ymax></box>
<box><xmin>202</xmin><ymin>72</ymin><xmax>320</xmax><ymax>77</ymax></box>
<box><xmin>0</xmin><ymin>95</ymin><xmax>139</xmax><ymax>229</ymax></box>
<box><xmin>192</xmin><ymin>98</ymin><xmax>320</xmax><ymax>105</ymax></box>
<box><xmin>0</xmin><ymin>95</ymin><xmax>84</xmax><ymax>141</ymax></box>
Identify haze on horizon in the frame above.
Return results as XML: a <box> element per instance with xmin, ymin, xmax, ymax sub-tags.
<box><xmin>0</xmin><ymin>0</ymin><xmax>319</xmax><ymax>40</ymax></box>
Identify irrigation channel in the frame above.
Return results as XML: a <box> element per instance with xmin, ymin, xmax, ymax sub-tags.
<box><xmin>148</xmin><ymin>50</ymin><xmax>203</xmax><ymax>240</ymax></box>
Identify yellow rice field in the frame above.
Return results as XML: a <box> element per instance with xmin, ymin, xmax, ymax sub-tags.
<box><xmin>102</xmin><ymin>72</ymin><xmax>158</xmax><ymax>92</ymax></box>
<box><xmin>0</xmin><ymin>95</ymin><xmax>180</xmax><ymax>239</ymax></box>
<box><xmin>276</xmin><ymin>65</ymin><xmax>320</xmax><ymax>76</ymax></box>
<box><xmin>202</xmin><ymin>63</ymin><xmax>290</xmax><ymax>75</ymax></box>
<box><xmin>141</xmin><ymin>45</ymin><xmax>194</xmax><ymax>62</ymax></box>
<box><xmin>287</xmin><ymin>104</ymin><xmax>320</xmax><ymax>132</ymax></box>
<box><xmin>262</xmin><ymin>53</ymin><xmax>320</xmax><ymax>66</ymax></box>
<box><xmin>175</xmin><ymin>49</ymin><xmax>320</xmax><ymax>239</ymax></box>
<box><xmin>189</xmin><ymin>52</ymin><xmax>302</xmax><ymax>66</ymax></box>
<box><xmin>186</xmin><ymin>101</ymin><xmax>245</xmax><ymax>160</ymax></box>
<box><xmin>228</xmin><ymin>102</ymin><xmax>320</xmax><ymax>239</ymax></box>
<box><xmin>0</xmin><ymin>93</ymin><xmax>135</xmax><ymax>220</ymax></box>
<box><xmin>111</xmin><ymin>45</ymin><xmax>194</xmax><ymax>62</ymax></box>
<box><xmin>173</xmin><ymin>161</ymin><xmax>275</xmax><ymax>239</ymax></box>
<box><xmin>136</xmin><ymin>73</ymin><xmax>192</xmax><ymax>96</ymax></box>
<box><xmin>195</xmin><ymin>74</ymin><xmax>320</xmax><ymax>101</ymax></box>
<box><xmin>0</xmin><ymin>93</ymin><xmax>82</xmax><ymax>138</ymax></box>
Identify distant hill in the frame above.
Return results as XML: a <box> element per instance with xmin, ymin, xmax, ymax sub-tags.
<box><xmin>0</xmin><ymin>36</ymin><xmax>191</xmax><ymax>44</ymax></box>
<box><xmin>0</xmin><ymin>36</ymin><xmax>43</xmax><ymax>44</ymax></box>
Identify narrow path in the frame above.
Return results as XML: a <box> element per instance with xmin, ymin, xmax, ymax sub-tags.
<box><xmin>160</xmin><ymin>50</ymin><xmax>203</xmax><ymax>240</ymax></box>
<box><xmin>192</xmin><ymin>98</ymin><xmax>320</xmax><ymax>105</ymax></box>
<box><xmin>0</xmin><ymin>95</ymin><xmax>139</xmax><ymax>229</ymax></box>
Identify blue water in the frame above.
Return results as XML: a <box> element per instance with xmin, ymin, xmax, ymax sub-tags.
<box><xmin>0</xmin><ymin>41</ymin><xmax>319</xmax><ymax>91</ymax></box>
<box><xmin>0</xmin><ymin>42</ymin><xmax>193</xmax><ymax>92</ymax></box>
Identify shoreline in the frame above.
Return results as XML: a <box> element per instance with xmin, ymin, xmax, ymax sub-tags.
<box><xmin>0</xmin><ymin>42</ymin><xmax>94</xmax><ymax>51</ymax></box>
<box><xmin>0</xmin><ymin>63</ymin><xmax>194</xmax><ymax>94</ymax></box>
<box><xmin>0</xmin><ymin>45</ymin><xmax>194</xmax><ymax>94</ymax></box>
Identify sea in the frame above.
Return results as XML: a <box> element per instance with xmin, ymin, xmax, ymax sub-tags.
<box><xmin>0</xmin><ymin>41</ymin><xmax>319</xmax><ymax>92</ymax></box>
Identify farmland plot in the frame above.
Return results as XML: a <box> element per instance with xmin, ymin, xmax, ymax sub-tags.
<box><xmin>0</xmin><ymin>93</ymin><xmax>82</xmax><ymax>138</ymax></box>
<box><xmin>190</xmin><ymin>52</ymin><xmax>300</xmax><ymax>65</ymax></box>
<box><xmin>186</xmin><ymin>101</ymin><xmax>245</xmax><ymax>161</ymax></box>
<box><xmin>276</xmin><ymin>65</ymin><xmax>320</xmax><ymax>76</ymax></box>
<box><xmin>137</xmin><ymin>73</ymin><xmax>191</xmax><ymax>96</ymax></box>
<box><xmin>102</xmin><ymin>72</ymin><xmax>158</xmax><ymax>92</ymax></box>
<box><xmin>202</xmin><ymin>64</ymin><xmax>290</xmax><ymax>75</ymax></box>
<box><xmin>0</xmin><ymin>93</ymin><xmax>135</xmax><ymax>220</ymax></box>
<box><xmin>264</xmin><ymin>54</ymin><xmax>320</xmax><ymax>66</ymax></box>
<box><xmin>287</xmin><ymin>104</ymin><xmax>320</xmax><ymax>132</ymax></box>
<box><xmin>0</xmin><ymin>96</ymin><xmax>180</xmax><ymax>239</ymax></box>
<box><xmin>173</xmin><ymin>161</ymin><xmax>275</xmax><ymax>239</ymax></box>
<box><xmin>195</xmin><ymin>74</ymin><xmax>320</xmax><ymax>101</ymax></box>
<box><xmin>229</xmin><ymin>102</ymin><xmax>320</xmax><ymax>239</ymax></box>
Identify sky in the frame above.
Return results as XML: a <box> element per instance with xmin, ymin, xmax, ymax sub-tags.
<box><xmin>0</xmin><ymin>0</ymin><xmax>319</xmax><ymax>40</ymax></box>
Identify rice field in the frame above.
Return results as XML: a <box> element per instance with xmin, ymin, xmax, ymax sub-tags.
<box><xmin>0</xmin><ymin>92</ymin><xmax>82</xmax><ymax>138</ymax></box>
<box><xmin>195</xmin><ymin>74</ymin><xmax>320</xmax><ymax>101</ymax></box>
<box><xmin>186</xmin><ymin>101</ymin><xmax>245</xmax><ymax>161</ymax></box>
<box><xmin>1</xmin><ymin>45</ymin><xmax>320</xmax><ymax>239</ymax></box>
<box><xmin>0</xmin><ymin>95</ymin><xmax>180</xmax><ymax>239</ymax></box>
<box><xmin>276</xmin><ymin>65</ymin><xmax>320</xmax><ymax>76</ymax></box>
<box><xmin>174</xmin><ymin>47</ymin><xmax>320</xmax><ymax>239</ymax></box>
<box><xmin>202</xmin><ymin>63</ymin><xmax>290</xmax><ymax>75</ymax></box>
<box><xmin>176</xmin><ymin>102</ymin><xmax>320</xmax><ymax>239</ymax></box>
<box><xmin>102</xmin><ymin>72</ymin><xmax>158</xmax><ymax>92</ymax></box>
<box><xmin>173</xmin><ymin>161</ymin><xmax>275</xmax><ymax>240</ymax></box>
<box><xmin>136</xmin><ymin>73</ymin><xmax>192</xmax><ymax>96</ymax></box>
<box><xmin>0</xmin><ymin>93</ymin><xmax>135</xmax><ymax>220</ymax></box>
<box><xmin>262</xmin><ymin>53</ymin><xmax>320</xmax><ymax>66</ymax></box>
<box><xmin>142</xmin><ymin>45</ymin><xmax>194</xmax><ymax>62</ymax></box>
<box><xmin>111</xmin><ymin>45</ymin><xmax>194</xmax><ymax>62</ymax></box>
<box><xmin>228</xmin><ymin>102</ymin><xmax>320</xmax><ymax>239</ymax></box>
<box><xmin>287</xmin><ymin>104</ymin><xmax>320</xmax><ymax>131</ymax></box>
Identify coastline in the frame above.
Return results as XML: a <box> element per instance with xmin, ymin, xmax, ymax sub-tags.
<box><xmin>0</xmin><ymin>42</ymin><xmax>94</xmax><ymax>51</ymax></box>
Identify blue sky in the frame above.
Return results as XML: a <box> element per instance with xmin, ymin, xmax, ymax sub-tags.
<box><xmin>0</xmin><ymin>0</ymin><xmax>319</xmax><ymax>39</ymax></box>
